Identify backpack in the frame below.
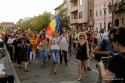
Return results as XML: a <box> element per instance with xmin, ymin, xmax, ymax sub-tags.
<box><xmin>94</xmin><ymin>39</ymin><xmax>107</xmax><ymax>61</ymax></box>
<box><xmin>60</xmin><ymin>36</ymin><xmax>68</xmax><ymax>43</ymax></box>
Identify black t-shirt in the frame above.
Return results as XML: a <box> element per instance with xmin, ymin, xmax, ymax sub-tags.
<box><xmin>18</xmin><ymin>38</ymin><xmax>30</xmax><ymax>52</ymax></box>
<box><xmin>107</xmin><ymin>53</ymin><xmax>125</xmax><ymax>83</ymax></box>
<box><xmin>12</xmin><ymin>40</ymin><xmax>19</xmax><ymax>51</ymax></box>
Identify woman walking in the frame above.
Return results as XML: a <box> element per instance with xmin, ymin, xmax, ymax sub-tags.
<box><xmin>48</xmin><ymin>31</ymin><xmax>62</xmax><ymax>75</ymax></box>
<box><xmin>76</xmin><ymin>32</ymin><xmax>90</xmax><ymax>81</ymax></box>
<box><xmin>29</xmin><ymin>33</ymin><xmax>38</xmax><ymax>63</ymax></box>
<box><xmin>13</xmin><ymin>34</ymin><xmax>21</xmax><ymax>67</ymax></box>
<box><xmin>38</xmin><ymin>34</ymin><xmax>48</xmax><ymax>66</ymax></box>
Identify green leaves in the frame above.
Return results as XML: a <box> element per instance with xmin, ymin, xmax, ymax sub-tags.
<box><xmin>20</xmin><ymin>11</ymin><xmax>52</xmax><ymax>31</ymax></box>
<box><xmin>59</xmin><ymin>8</ymin><xmax>70</xmax><ymax>30</ymax></box>
<box><xmin>21</xmin><ymin>20</ymin><xmax>31</xmax><ymax>30</ymax></box>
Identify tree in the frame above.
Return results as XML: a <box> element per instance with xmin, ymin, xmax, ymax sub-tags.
<box><xmin>33</xmin><ymin>11</ymin><xmax>52</xmax><ymax>30</ymax></box>
<box><xmin>59</xmin><ymin>8</ymin><xmax>70</xmax><ymax>30</ymax></box>
<box><xmin>21</xmin><ymin>20</ymin><xmax>31</xmax><ymax>30</ymax></box>
<box><xmin>0</xmin><ymin>24</ymin><xmax>2</xmax><ymax>30</ymax></box>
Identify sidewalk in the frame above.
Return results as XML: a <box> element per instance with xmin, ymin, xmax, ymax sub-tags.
<box><xmin>3</xmin><ymin>45</ymin><xmax>21</xmax><ymax>83</ymax></box>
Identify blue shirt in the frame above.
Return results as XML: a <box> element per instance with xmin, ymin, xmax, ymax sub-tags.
<box><xmin>98</xmin><ymin>39</ymin><xmax>113</xmax><ymax>51</ymax></box>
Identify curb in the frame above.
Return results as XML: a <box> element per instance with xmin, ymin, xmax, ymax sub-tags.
<box><xmin>4</xmin><ymin>45</ymin><xmax>21</xmax><ymax>83</ymax></box>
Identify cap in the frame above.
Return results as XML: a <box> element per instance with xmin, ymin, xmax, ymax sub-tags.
<box><xmin>101</xmin><ymin>28</ymin><xmax>104</xmax><ymax>30</ymax></box>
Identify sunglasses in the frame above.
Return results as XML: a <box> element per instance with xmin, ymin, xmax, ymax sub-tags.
<box><xmin>80</xmin><ymin>35</ymin><xmax>84</xmax><ymax>36</ymax></box>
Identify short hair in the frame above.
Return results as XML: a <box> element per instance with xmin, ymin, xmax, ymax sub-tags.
<box><xmin>41</xmin><ymin>34</ymin><xmax>45</xmax><ymax>39</ymax></box>
<box><xmin>108</xmin><ymin>28</ymin><xmax>117</xmax><ymax>36</ymax></box>
<box><xmin>22</xmin><ymin>33</ymin><xmax>26</xmax><ymax>36</ymax></box>
<box><xmin>113</xmin><ymin>27</ymin><xmax>125</xmax><ymax>46</ymax></box>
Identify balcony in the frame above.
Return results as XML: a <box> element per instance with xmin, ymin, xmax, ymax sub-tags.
<box><xmin>108</xmin><ymin>1</ymin><xmax>125</xmax><ymax>13</ymax></box>
<box><xmin>70</xmin><ymin>0</ymin><xmax>77</xmax><ymax>2</ymax></box>
<box><xmin>70</xmin><ymin>19</ymin><xmax>78</xmax><ymax>24</ymax></box>
<box><xmin>70</xmin><ymin>6</ymin><xmax>78</xmax><ymax>13</ymax></box>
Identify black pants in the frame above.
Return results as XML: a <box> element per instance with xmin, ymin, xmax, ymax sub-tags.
<box><xmin>15</xmin><ymin>50</ymin><xmax>21</xmax><ymax>64</ymax></box>
<box><xmin>8</xmin><ymin>46</ymin><xmax>13</xmax><ymax>62</ymax></box>
<box><xmin>0</xmin><ymin>75</ymin><xmax>14</xmax><ymax>83</ymax></box>
<box><xmin>60</xmin><ymin>50</ymin><xmax>67</xmax><ymax>64</ymax></box>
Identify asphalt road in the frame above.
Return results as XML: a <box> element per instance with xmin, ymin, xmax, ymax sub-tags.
<box><xmin>13</xmin><ymin>53</ymin><xmax>99</xmax><ymax>83</ymax></box>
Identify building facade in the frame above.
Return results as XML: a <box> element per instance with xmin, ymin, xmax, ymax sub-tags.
<box><xmin>94</xmin><ymin>0</ymin><xmax>112</xmax><ymax>32</ymax></box>
<box><xmin>67</xmin><ymin>0</ymin><xmax>88</xmax><ymax>30</ymax></box>
<box><xmin>88</xmin><ymin>0</ymin><xmax>94</xmax><ymax>28</ymax></box>
<box><xmin>108</xmin><ymin>0</ymin><xmax>125</xmax><ymax>27</ymax></box>
<box><xmin>54</xmin><ymin>0</ymin><xmax>67</xmax><ymax>16</ymax></box>
<box><xmin>2</xmin><ymin>22</ymin><xmax>14</xmax><ymax>29</ymax></box>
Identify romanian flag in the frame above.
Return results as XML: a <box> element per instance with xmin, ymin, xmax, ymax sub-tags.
<box><xmin>1</xmin><ymin>27</ymin><xmax>6</xmax><ymax>38</ymax></box>
<box><xmin>46</xmin><ymin>14</ymin><xmax>60</xmax><ymax>36</ymax></box>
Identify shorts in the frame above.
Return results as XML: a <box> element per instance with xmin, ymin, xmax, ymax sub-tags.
<box><xmin>73</xmin><ymin>43</ymin><xmax>76</xmax><ymax>47</ymax></box>
<box><xmin>19</xmin><ymin>51</ymin><xmax>28</xmax><ymax>62</ymax></box>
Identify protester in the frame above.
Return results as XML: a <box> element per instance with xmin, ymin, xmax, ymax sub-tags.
<box><xmin>38</xmin><ymin>34</ymin><xmax>48</xmax><ymax>66</ymax></box>
<box><xmin>93</xmin><ymin>28</ymin><xmax>117</xmax><ymax>83</ymax></box>
<box><xmin>0</xmin><ymin>51</ymin><xmax>14</xmax><ymax>83</ymax></box>
<box><xmin>98</xmin><ymin>27</ymin><xmax>125</xmax><ymax>83</ymax></box>
<box><xmin>76</xmin><ymin>32</ymin><xmax>90</xmax><ymax>81</ymax></box>
<box><xmin>59</xmin><ymin>31</ymin><xmax>69</xmax><ymax>66</ymax></box>
<box><xmin>48</xmin><ymin>31</ymin><xmax>62</xmax><ymax>75</ymax></box>
<box><xmin>17</xmin><ymin>33</ymin><xmax>30</xmax><ymax>72</ymax></box>
<box><xmin>13</xmin><ymin>34</ymin><xmax>21</xmax><ymax>67</ymax></box>
<box><xmin>29</xmin><ymin>32</ymin><xmax>38</xmax><ymax>63</ymax></box>
<box><xmin>7</xmin><ymin>34</ymin><xmax>15</xmax><ymax>62</ymax></box>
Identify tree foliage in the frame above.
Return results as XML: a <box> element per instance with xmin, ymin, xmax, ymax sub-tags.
<box><xmin>33</xmin><ymin>11</ymin><xmax>52</xmax><ymax>30</ymax></box>
<box><xmin>21</xmin><ymin>20</ymin><xmax>31</xmax><ymax>30</ymax></box>
<box><xmin>59</xmin><ymin>8</ymin><xmax>70</xmax><ymax>30</ymax></box>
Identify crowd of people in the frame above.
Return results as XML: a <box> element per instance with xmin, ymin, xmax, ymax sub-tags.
<box><xmin>0</xmin><ymin>26</ymin><xmax>125</xmax><ymax>83</ymax></box>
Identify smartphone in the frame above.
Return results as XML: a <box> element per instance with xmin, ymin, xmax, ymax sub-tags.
<box><xmin>101</xmin><ymin>57</ymin><xmax>110</xmax><ymax>64</ymax></box>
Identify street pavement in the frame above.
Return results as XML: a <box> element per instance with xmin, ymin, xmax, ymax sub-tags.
<box><xmin>12</xmin><ymin>53</ymin><xmax>99</xmax><ymax>83</ymax></box>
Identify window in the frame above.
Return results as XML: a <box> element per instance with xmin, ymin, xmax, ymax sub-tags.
<box><xmin>79</xmin><ymin>0</ymin><xmax>83</xmax><ymax>5</ymax></box>
<box><xmin>68</xmin><ymin>5</ymin><xmax>71</xmax><ymax>9</ymax></box>
<box><xmin>100</xmin><ymin>5</ymin><xmax>102</xmax><ymax>16</ymax></box>
<box><xmin>104</xmin><ymin>4</ymin><xmax>107</xmax><ymax>15</ymax></box>
<box><xmin>79</xmin><ymin>12</ymin><xmax>82</xmax><ymax>18</ymax></box>
<box><xmin>122</xmin><ymin>18</ymin><xmax>124</xmax><ymax>24</ymax></box>
<box><xmin>96</xmin><ymin>23</ymin><xmax>98</xmax><ymax>28</ymax></box>
<box><xmin>100</xmin><ymin>23</ymin><xmax>102</xmax><ymax>29</ymax></box>
<box><xmin>89</xmin><ymin>10</ymin><xmax>92</xmax><ymax>17</ymax></box>
<box><xmin>89</xmin><ymin>0</ymin><xmax>92</xmax><ymax>2</ymax></box>
<box><xmin>68</xmin><ymin>16</ymin><xmax>70</xmax><ymax>21</ymax></box>
<box><xmin>96</xmin><ymin>6</ymin><xmax>98</xmax><ymax>16</ymax></box>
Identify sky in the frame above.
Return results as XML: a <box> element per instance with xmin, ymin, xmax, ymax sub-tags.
<box><xmin>0</xmin><ymin>0</ymin><xmax>63</xmax><ymax>23</ymax></box>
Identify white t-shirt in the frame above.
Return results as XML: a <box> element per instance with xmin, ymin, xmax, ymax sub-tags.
<box><xmin>7</xmin><ymin>38</ymin><xmax>15</xmax><ymax>46</ymax></box>
<box><xmin>45</xmin><ymin>34</ymin><xmax>49</xmax><ymax>38</ymax></box>
<box><xmin>103</xmin><ymin>32</ymin><xmax>108</xmax><ymax>39</ymax></box>
<box><xmin>50</xmin><ymin>37</ymin><xmax>60</xmax><ymax>50</ymax></box>
<box><xmin>59</xmin><ymin>36</ymin><xmax>68</xmax><ymax>43</ymax></box>
<box><xmin>97</xmin><ymin>33</ymin><xmax>105</xmax><ymax>42</ymax></box>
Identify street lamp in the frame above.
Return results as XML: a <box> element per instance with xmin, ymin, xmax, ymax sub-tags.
<box><xmin>103</xmin><ymin>7</ymin><xmax>107</xmax><ymax>30</ymax></box>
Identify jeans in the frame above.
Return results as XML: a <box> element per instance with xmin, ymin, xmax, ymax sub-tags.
<box><xmin>51</xmin><ymin>49</ymin><xmax>59</xmax><ymax>64</ymax></box>
<box><xmin>39</xmin><ymin>50</ymin><xmax>47</xmax><ymax>64</ymax></box>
